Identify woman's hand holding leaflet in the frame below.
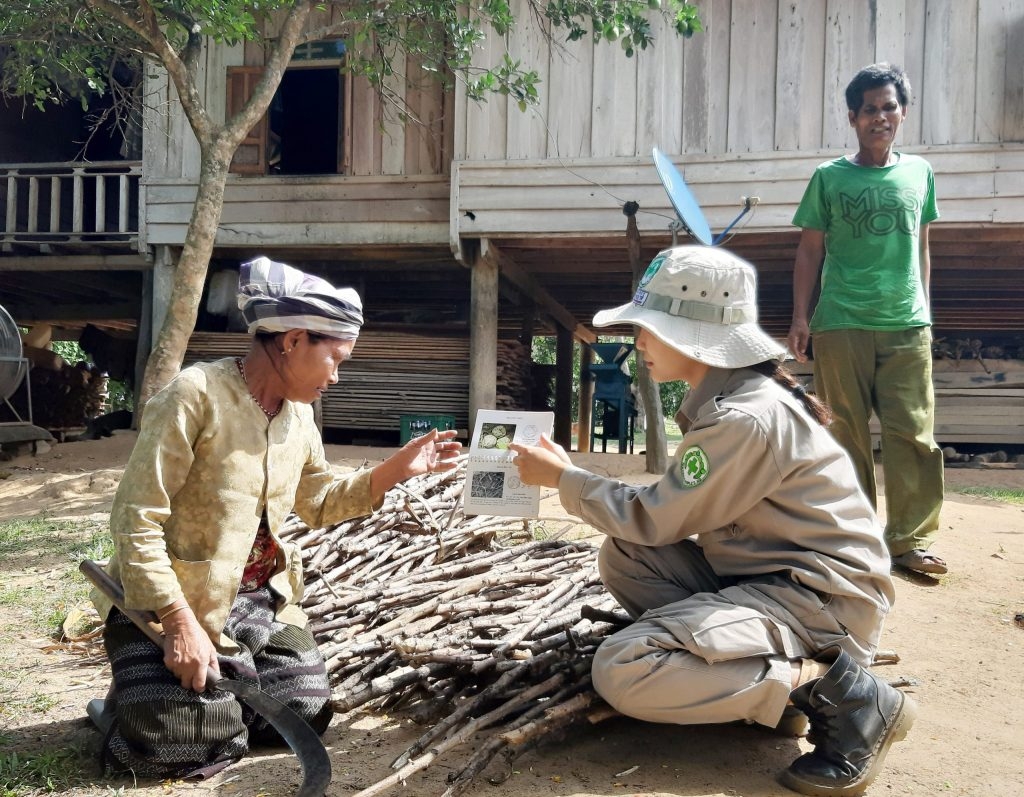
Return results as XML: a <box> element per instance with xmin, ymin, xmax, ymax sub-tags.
<box><xmin>509</xmin><ymin>434</ymin><xmax>572</xmax><ymax>489</ymax></box>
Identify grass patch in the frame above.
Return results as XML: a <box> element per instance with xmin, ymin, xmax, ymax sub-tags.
<box><xmin>0</xmin><ymin>516</ymin><xmax>112</xmax><ymax>560</ymax></box>
<box><xmin>955</xmin><ymin>486</ymin><xmax>1024</xmax><ymax>505</ymax></box>
<box><xmin>0</xmin><ymin>516</ymin><xmax>112</xmax><ymax>631</ymax></box>
<box><xmin>0</xmin><ymin>518</ymin><xmax>110</xmax><ymax>795</ymax></box>
<box><xmin>3</xmin><ymin>692</ymin><xmax>60</xmax><ymax>716</ymax></box>
<box><xmin>632</xmin><ymin>419</ymin><xmax>685</xmax><ymax>451</ymax></box>
<box><xmin>0</xmin><ymin>747</ymin><xmax>92</xmax><ymax>796</ymax></box>
<box><xmin>571</xmin><ymin>419</ymin><xmax>686</xmax><ymax>455</ymax></box>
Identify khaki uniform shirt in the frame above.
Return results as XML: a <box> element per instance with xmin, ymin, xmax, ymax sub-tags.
<box><xmin>95</xmin><ymin>358</ymin><xmax>377</xmax><ymax>652</ymax></box>
<box><xmin>559</xmin><ymin>367</ymin><xmax>894</xmax><ymax>650</ymax></box>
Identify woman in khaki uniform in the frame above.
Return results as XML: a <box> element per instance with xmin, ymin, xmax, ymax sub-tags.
<box><xmin>511</xmin><ymin>246</ymin><xmax>914</xmax><ymax>797</ymax></box>
<box><xmin>89</xmin><ymin>257</ymin><xmax>459</xmax><ymax>778</ymax></box>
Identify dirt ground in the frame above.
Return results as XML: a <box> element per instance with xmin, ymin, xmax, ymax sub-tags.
<box><xmin>1</xmin><ymin>431</ymin><xmax>1022</xmax><ymax>797</ymax></box>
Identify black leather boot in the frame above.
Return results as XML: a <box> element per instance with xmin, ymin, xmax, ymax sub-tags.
<box><xmin>779</xmin><ymin>648</ymin><xmax>916</xmax><ymax>796</ymax></box>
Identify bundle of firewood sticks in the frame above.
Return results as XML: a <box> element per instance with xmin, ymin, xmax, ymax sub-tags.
<box><xmin>279</xmin><ymin>457</ymin><xmax>626</xmax><ymax>797</ymax></box>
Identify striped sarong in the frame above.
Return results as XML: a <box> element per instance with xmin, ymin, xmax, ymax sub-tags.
<box><xmin>100</xmin><ymin>587</ymin><xmax>332</xmax><ymax>779</ymax></box>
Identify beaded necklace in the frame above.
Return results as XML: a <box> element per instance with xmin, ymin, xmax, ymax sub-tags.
<box><xmin>236</xmin><ymin>357</ymin><xmax>282</xmax><ymax>419</ymax></box>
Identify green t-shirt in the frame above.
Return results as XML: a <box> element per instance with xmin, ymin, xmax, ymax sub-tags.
<box><xmin>792</xmin><ymin>154</ymin><xmax>939</xmax><ymax>331</ymax></box>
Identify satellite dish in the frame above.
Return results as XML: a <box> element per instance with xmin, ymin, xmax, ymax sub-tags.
<box><xmin>0</xmin><ymin>304</ymin><xmax>30</xmax><ymax>420</ymax></box>
<box><xmin>653</xmin><ymin>147</ymin><xmax>714</xmax><ymax>245</ymax></box>
<box><xmin>653</xmin><ymin>147</ymin><xmax>755</xmax><ymax>246</ymax></box>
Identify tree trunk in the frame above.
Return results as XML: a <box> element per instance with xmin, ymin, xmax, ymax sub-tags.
<box><xmin>134</xmin><ymin>4</ymin><xmax>311</xmax><ymax>407</ymax></box>
<box><xmin>139</xmin><ymin>147</ymin><xmax>232</xmax><ymax>404</ymax></box>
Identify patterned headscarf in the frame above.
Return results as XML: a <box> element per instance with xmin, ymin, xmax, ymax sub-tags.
<box><xmin>237</xmin><ymin>256</ymin><xmax>363</xmax><ymax>340</ymax></box>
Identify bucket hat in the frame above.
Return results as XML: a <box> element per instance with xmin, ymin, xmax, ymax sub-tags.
<box><xmin>592</xmin><ymin>246</ymin><xmax>788</xmax><ymax>368</ymax></box>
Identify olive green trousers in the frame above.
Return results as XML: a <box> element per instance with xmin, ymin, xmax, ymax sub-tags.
<box><xmin>812</xmin><ymin>327</ymin><xmax>944</xmax><ymax>556</ymax></box>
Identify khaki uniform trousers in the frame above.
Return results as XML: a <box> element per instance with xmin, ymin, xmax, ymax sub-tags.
<box><xmin>591</xmin><ymin>538</ymin><xmax>872</xmax><ymax>729</ymax></box>
<box><xmin>812</xmin><ymin>327</ymin><xmax>944</xmax><ymax>555</ymax></box>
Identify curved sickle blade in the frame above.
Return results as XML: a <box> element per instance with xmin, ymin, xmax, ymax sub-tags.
<box><xmin>80</xmin><ymin>560</ymin><xmax>331</xmax><ymax>797</ymax></box>
<box><xmin>212</xmin><ymin>676</ymin><xmax>332</xmax><ymax>797</ymax></box>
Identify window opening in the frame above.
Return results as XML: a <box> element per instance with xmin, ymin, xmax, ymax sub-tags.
<box><xmin>228</xmin><ymin>40</ymin><xmax>349</xmax><ymax>176</ymax></box>
<box><xmin>269</xmin><ymin>67</ymin><xmax>342</xmax><ymax>175</ymax></box>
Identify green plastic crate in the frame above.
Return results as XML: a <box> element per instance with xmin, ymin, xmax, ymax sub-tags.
<box><xmin>400</xmin><ymin>414</ymin><xmax>456</xmax><ymax>444</ymax></box>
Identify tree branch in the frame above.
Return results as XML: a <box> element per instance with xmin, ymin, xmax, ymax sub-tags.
<box><xmin>85</xmin><ymin>0</ymin><xmax>214</xmax><ymax>143</ymax></box>
<box><xmin>217</xmin><ymin>2</ymin><xmax>313</xmax><ymax>153</ymax></box>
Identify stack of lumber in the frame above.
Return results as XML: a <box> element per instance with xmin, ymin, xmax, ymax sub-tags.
<box><xmin>496</xmin><ymin>339</ymin><xmax>532</xmax><ymax>410</ymax></box>
<box><xmin>930</xmin><ymin>358</ymin><xmax>1024</xmax><ymax>445</ymax></box>
<box><xmin>789</xmin><ymin>357</ymin><xmax>1024</xmax><ymax>445</ymax></box>
<box><xmin>185</xmin><ymin>332</ymin><xmax>258</xmax><ymax>366</ymax></box>
<box><xmin>185</xmin><ymin>330</ymin><xmax>535</xmax><ymax>436</ymax></box>
<box><xmin>322</xmin><ymin>331</ymin><xmax>472</xmax><ymax>433</ymax></box>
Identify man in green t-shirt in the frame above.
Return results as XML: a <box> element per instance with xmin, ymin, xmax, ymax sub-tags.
<box><xmin>787</xmin><ymin>63</ymin><xmax>947</xmax><ymax>577</ymax></box>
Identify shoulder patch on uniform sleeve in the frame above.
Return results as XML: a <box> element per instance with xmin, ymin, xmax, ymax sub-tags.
<box><xmin>679</xmin><ymin>445</ymin><xmax>710</xmax><ymax>487</ymax></box>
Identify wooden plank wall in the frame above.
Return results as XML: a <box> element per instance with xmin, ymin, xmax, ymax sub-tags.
<box><xmin>143</xmin><ymin>8</ymin><xmax>450</xmax><ymax>182</ymax></box>
<box><xmin>143</xmin><ymin>40</ymin><xmax>244</xmax><ymax>181</ymax></box>
<box><xmin>144</xmin><ymin>175</ymin><xmax>450</xmax><ymax>247</ymax></box>
<box><xmin>139</xmin><ymin>0</ymin><xmax>1024</xmax><ymax>245</ymax></box>
<box><xmin>455</xmin><ymin>0</ymin><xmax>1024</xmax><ymax>162</ymax></box>
<box><xmin>454</xmin><ymin>144</ymin><xmax>1024</xmax><ymax>240</ymax></box>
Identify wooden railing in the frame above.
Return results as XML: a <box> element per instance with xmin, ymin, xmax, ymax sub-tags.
<box><xmin>0</xmin><ymin>161</ymin><xmax>142</xmax><ymax>249</ymax></box>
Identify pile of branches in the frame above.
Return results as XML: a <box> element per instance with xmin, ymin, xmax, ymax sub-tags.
<box><xmin>280</xmin><ymin>458</ymin><xmax>627</xmax><ymax>797</ymax></box>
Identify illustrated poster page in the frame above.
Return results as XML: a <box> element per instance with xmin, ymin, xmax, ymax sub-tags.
<box><xmin>464</xmin><ymin>410</ymin><xmax>554</xmax><ymax>517</ymax></box>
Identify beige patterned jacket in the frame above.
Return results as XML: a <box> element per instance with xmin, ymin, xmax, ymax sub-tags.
<box><xmin>94</xmin><ymin>358</ymin><xmax>377</xmax><ymax>652</ymax></box>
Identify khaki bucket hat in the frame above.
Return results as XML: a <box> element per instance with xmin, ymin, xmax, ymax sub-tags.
<box><xmin>592</xmin><ymin>246</ymin><xmax>789</xmax><ymax>368</ymax></box>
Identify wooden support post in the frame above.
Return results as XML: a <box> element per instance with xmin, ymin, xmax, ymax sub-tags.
<box><xmin>519</xmin><ymin>301</ymin><xmax>536</xmax><ymax>411</ymax></box>
<box><xmin>478</xmin><ymin>240</ymin><xmax>596</xmax><ymax>347</ymax></box>
<box><xmin>469</xmin><ymin>244</ymin><xmax>499</xmax><ymax>434</ymax></box>
<box><xmin>150</xmin><ymin>245</ymin><xmax>175</xmax><ymax>350</ymax></box>
<box><xmin>469</xmin><ymin>238</ymin><xmax>598</xmax><ymax>442</ymax></box>
<box><xmin>553</xmin><ymin>326</ymin><xmax>574</xmax><ymax>448</ymax></box>
<box><xmin>519</xmin><ymin>302</ymin><xmax>535</xmax><ymax>349</ymax></box>
<box><xmin>625</xmin><ymin>203</ymin><xmax>668</xmax><ymax>474</ymax></box>
<box><xmin>577</xmin><ymin>345</ymin><xmax>593</xmax><ymax>452</ymax></box>
<box><xmin>133</xmin><ymin>269</ymin><xmax>153</xmax><ymax>427</ymax></box>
